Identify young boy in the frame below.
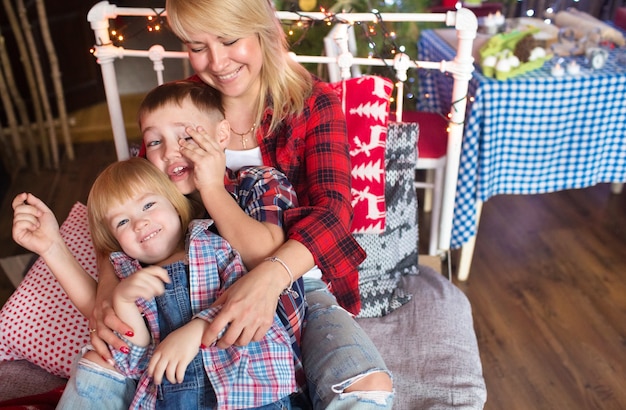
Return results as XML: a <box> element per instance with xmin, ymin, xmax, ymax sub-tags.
<box><xmin>130</xmin><ymin>80</ymin><xmax>307</xmax><ymax>388</ymax></box>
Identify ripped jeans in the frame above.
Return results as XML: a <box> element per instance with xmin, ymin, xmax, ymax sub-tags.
<box><xmin>300</xmin><ymin>278</ymin><xmax>394</xmax><ymax>410</ymax></box>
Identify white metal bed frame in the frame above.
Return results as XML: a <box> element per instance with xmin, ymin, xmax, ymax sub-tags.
<box><xmin>87</xmin><ymin>1</ymin><xmax>478</xmax><ymax>277</ymax></box>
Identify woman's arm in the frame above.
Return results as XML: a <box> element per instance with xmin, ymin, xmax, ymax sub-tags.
<box><xmin>272</xmin><ymin>80</ymin><xmax>366</xmax><ymax>313</ymax></box>
<box><xmin>201</xmin><ymin>238</ymin><xmax>313</xmax><ymax>348</ymax></box>
<box><xmin>90</xmin><ymin>253</ymin><xmax>133</xmax><ymax>359</ymax></box>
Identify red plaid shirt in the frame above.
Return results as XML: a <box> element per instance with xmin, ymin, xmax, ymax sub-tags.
<box><xmin>187</xmin><ymin>75</ymin><xmax>366</xmax><ymax>314</ymax></box>
<box><xmin>258</xmin><ymin>79</ymin><xmax>366</xmax><ymax>315</ymax></box>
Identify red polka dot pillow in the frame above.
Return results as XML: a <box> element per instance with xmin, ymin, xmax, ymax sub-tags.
<box><xmin>329</xmin><ymin>75</ymin><xmax>393</xmax><ymax>234</ymax></box>
<box><xmin>0</xmin><ymin>202</ymin><xmax>96</xmax><ymax>378</ymax></box>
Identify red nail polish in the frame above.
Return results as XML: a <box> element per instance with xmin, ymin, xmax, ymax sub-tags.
<box><xmin>125</xmin><ymin>331</ymin><xmax>134</xmax><ymax>337</ymax></box>
<box><xmin>120</xmin><ymin>346</ymin><xmax>130</xmax><ymax>354</ymax></box>
<box><xmin>200</xmin><ymin>344</ymin><xmax>207</xmax><ymax>349</ymax></box>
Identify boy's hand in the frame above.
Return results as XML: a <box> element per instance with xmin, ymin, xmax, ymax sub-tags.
<box><xmin>114</xmin><ymin>266</ymin><xmax>171</xmax><ymax>304</ymax></box>
<box><xmin>12</xmin><ymin>192</ymin><xmax>62</xmax><ymax>256</ymax></box>
<box><xmin>179</xmin><ymin>125</ymin><xmax>226</xmax><ymax>193</ymax></box>
<box><xmin>148</xmin><ymin>318</ymin><xmax>207</xmax><ymax>384</ymax></box>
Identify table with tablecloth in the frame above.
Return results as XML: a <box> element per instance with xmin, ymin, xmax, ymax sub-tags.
<box><xmin>417</xmin><ymin>28</ymin><xmax>626</xmax><ymax>277</ymax></box>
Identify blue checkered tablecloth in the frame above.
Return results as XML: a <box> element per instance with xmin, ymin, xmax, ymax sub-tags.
<box><xmin>418</xmin><ymin>29</ymin><xmax>626</xmax><ymax>249</ymax></box>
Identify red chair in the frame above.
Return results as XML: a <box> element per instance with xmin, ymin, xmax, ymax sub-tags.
<box><xmin>615</xmin><ymin>7</ymin><xmax>626</xmax><ymax>30</ymax></box>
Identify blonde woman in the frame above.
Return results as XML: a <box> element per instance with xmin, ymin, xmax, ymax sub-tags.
<box><xmin>91</xmin><ymin>0</ymin><xmax>394</xmax><ymax>408</ymax></box>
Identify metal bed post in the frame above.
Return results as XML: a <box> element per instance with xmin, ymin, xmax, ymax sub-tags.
<box><xmin>437</xmin><ymin>9</ymin><xmax>477</xmax><ymax>279</ymax></box>
<box><xmin>87</xmin><ymin>1</ymin><xmax>130</xmax><ymax>160</ymax></box>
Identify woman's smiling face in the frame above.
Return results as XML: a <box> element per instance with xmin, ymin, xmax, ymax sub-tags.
<box><xmin>184</xmin><ymin>33</ymin><xmax>263</xmax><ymax>101</ymax></box>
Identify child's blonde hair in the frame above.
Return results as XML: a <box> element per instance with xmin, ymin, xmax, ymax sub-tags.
<box><xmin>165</xmin><ymin>0</ymin><xmax>313</xmax><ymax>134</ymax></box>
<box><xmin>137</xmin><ymin>80</ymin><xmax>224</xmax><ymax>126</ymax></box>
<box><xmin>87</xmin><ymin>158</ymin><xmax>194</xmax><ymax>255</ymax></box>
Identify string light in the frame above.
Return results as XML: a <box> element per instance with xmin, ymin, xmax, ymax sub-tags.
<box><xmin>98</xmin><ymin>8</ymin><xmax>167</xmax><ymax>47</ymax></box>
<box><xmin>93</xmin><ymin>6</ymin><xmax>473</xmax><ymax>125</ymax></box>
<box><xmin>282</xmin><ymin>7</ymin><xmax>474</xmax><ymax>123</ymax></box>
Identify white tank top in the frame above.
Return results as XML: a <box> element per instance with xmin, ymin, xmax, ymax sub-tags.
<box><xmin>225</xmin><ymin>148</ymin><xmax>263</xmax><ymax>171</ymax></box>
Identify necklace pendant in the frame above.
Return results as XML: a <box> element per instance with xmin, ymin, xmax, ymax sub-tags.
<box><xmin>231</xmin><ymin>122</ymin><xmax>256</xmax><ymax>150</ymax></box>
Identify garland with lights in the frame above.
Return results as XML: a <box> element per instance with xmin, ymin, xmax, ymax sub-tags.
<box><xmin>94</xmin><ymin>7</ymin><xmax>472</xmax><ymax>125</ymax></box>
<box><xmin>280</xmin><ymin>7</ymin><xmax>472</xmax><ymax>124</ymax></box>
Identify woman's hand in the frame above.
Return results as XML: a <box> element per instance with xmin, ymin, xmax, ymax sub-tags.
<box><xmin>90</xmin><ymin>256</ymin><xmax>133</xmax><ymax>360</ymax></box>
<box><xmin>200</xmin><ymin>267</ymin><xmax>283</xmax><ymax>349</ymax></box>
<box><xmin>90</xmin><ymin>298</ymin><xmax>130</xmax><ymax>359</ymax></box>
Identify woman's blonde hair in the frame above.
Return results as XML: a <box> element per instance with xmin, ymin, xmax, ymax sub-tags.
<box><xmin>165</xmin><ymin>0</ymin><xmax>313</xmax><ymax>133</ymax></box>
<box><xmin>87</xmin><ymin>158</ymin><xmax>194</xmax><ymax>255</ymax></box>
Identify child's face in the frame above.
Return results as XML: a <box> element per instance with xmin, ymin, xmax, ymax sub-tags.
<box><xmin>141</xmin><ymin>99</ymin><xmax>217</xmax><ymax>195</ymax></box>
<box><xmin>105</xmin><ymin>192</ymin><xmax>184</xmax><ymax>265</ymax></box>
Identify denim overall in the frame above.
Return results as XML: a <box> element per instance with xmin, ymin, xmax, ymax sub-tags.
<box><xmin>154</xmin><ymin>261</ymin><xmax>291</xmax><ymax>410</ymax></box>
<box><xmin>154</xmin><ymin>261</ymin><xmax>217</xmax><ymax>409</ymax></box>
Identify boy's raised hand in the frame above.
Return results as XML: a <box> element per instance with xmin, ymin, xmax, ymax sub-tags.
<box><xmin>12</xmin><ymin>192</ymin><xmax>62</xmax><ymax>257</ymax></box>
<box><xmin>179</xmin><ymin>124</ymin><xmax>228</xmax><ymax>194</ymax></box>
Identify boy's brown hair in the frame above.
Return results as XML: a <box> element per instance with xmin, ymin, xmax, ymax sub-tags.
<box><xmin>137</xmin><ymin>80</ymin><xmax>225</xmax><ymax>126</ymax></box>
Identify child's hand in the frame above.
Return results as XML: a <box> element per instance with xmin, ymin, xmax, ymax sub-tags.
<box><xmin>148</xmin><ymin>318</ymin><xmax>207</xmax><ymax>384</ymax></box>
<box><xmin>179</xmin><ymin>125</ymin><xmax>226</xmax><ymax>193</ymax></box>
<box><xmin>12</xmin><ymin>193</ymin><xmax>62</xmax><ymax>256</ymax></box>
<box><xmin>114</xmin><ymin>266</ymin><xmax>170</xmax><ymax>304</ymax></box>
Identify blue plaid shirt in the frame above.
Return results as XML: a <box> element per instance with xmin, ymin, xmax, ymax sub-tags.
<box><xmin>223</xmin><ymin>165</ymin><xmax>306</xmax><ymax>389</ymax></box>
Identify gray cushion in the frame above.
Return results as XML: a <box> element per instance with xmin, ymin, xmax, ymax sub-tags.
<box><xmin>355</xmin><ymin>122</ymin><xmax>419</xmax><ymax>318</ymax></box>
<box><xmin>357</xmin><ymin>265</ymin><xmax>487</xmax><ymax>409</ymax></box>
<box><xmin>0</xmin><ymin>360</ymin><xmax>66</xmax><ymax>401</ymax></box>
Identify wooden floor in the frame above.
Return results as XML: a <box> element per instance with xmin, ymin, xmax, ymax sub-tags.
<box><xmin>451</xmin><ymin>185</ymin><xmax>626</xmax><ymax>410</ymax></box>
<box><xmin>1</xmin><ymin>141</ymin><xmax>625</xmax><ymax>409</ymax></box>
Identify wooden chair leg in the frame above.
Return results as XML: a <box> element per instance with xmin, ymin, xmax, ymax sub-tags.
<box><xmin>457</xmin><ymin>200</ymin><xmax>483</xmax><ymax>281</ymax></box>
<box><xmin>428</xmin><ymin>165</ymin><xmax>445</xmax><ymax>255</ymax></box>
<box><xmin>423</xmin><ymin>169</ymin><xmax>434</xmax><ymax>212</ymax></box>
